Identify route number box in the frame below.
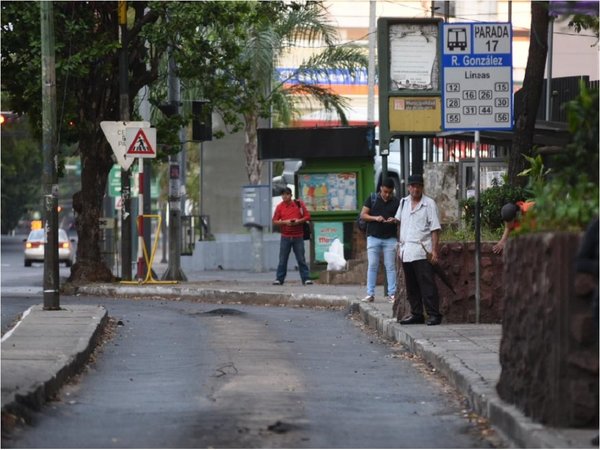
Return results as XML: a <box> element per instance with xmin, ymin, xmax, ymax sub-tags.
<box><xmin>441</xmin><ymin>22</ymin><xmax>513</xmax><ymax>131</ymax></box>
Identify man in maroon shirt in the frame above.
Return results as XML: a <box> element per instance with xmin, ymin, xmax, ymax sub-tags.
<box><xmin>272</xmin><ymin>187</ymin><xmax>313</xmax><ymax>285</ymax></box>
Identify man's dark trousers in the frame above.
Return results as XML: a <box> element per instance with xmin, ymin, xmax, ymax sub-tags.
<box><xmin>402</xmin><ymin>259</ymin><xmax>442</xmax><ymax>319</ymax></box>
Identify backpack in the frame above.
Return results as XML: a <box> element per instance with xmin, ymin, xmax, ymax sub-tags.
<box><xmin>357</xmin><ymin>192</ymin><xmax>378</xmax><ymax>232</ymax></box>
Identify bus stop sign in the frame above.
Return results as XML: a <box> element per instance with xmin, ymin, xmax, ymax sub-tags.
<box><xmin>441</xmin><ymin>22</ymin><xmax>513</xmax><ymax>131</ymax></box>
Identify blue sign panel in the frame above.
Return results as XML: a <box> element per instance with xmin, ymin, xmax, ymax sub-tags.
<box><xmin>441</xmin><ymin>22</ymin><xmax>513</xmax><ymax>131</ymax></box>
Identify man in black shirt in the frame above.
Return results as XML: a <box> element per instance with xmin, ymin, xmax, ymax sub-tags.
<box><xmin>359</xmin><ymin>178</ymin><xmax>400</xmax><ymax>303</ymax></box>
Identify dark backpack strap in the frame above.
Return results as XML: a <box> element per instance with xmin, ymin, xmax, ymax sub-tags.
<box><xmin>399</xmin><ymin>197</ymin><xmax>406</xmax><ymax>217</ymax></box>
<box><xmin>369</xmin><ymin>192</ymin><xmax>378</xmax><ymax>209</ymax></box>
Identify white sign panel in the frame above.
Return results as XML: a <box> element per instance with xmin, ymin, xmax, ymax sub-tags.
<box><xmin>389</xmin><ymin>22</ymin><xmax>439</xmax><ymax>91</ymax></box>
<box><xmin>442</xmin><ymin>22</ymin><xmax>513</xmax><ymax>130</ymax></box>
<box><xmin>126</xmin><ymin>127</ymin><xmax>157</xmax><ymax>158</ymax></box>
<box><xmin>100</xmin><ymin>121</ymin><xmax>150</xmax><ymax>170</ymax></box>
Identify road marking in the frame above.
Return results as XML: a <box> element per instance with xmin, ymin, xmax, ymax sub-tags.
<box><xmin>1</xmin><ymin>305</ymin><xmax>34</xmax><ymax>343</ymax></box>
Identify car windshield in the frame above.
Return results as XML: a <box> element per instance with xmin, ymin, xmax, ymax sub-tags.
<box><xmin>27</xmin><ymin>230</ymin><xmax>45</xmax><ymax>241</ymax></box>
<box><xmin>27</xmin><ymin>229</ymin><xmax>69</xmax><ymax>242</ymax></box>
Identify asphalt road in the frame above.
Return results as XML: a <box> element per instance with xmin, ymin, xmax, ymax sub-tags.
<box><xmin>1</xmin><ymin>235</ymin><xmax>498</xmax><ymax>448</ymax></box>
<box><xmin>2</xmin><ymin>295</ymin><xmax>500</xmax><ymax>449</ymax></box>
<box><xmin>1</xmin><ymin>234</ymin><xmax>73</xmax><ymax>334</ymax></box>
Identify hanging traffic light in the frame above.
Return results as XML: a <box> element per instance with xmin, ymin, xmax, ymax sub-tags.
<box><xmin>191</xmin><ymin>100</ymin><xmax>212</xmax><ymax>142</ymax></box>
<box><xmin>157</xmin><ymin>103</ymin><xmax>179</xmax><ymax>118</ymax></box>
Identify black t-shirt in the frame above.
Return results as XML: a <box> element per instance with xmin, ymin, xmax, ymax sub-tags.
<box><xmin>364</xmin><ymin>194</ymin><xmax>400</xmax><ymax>239</ymax></box>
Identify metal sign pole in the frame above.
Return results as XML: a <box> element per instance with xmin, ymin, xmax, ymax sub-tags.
<box><xmin>475</xmin><ymin>131</ymin><xmax>481</xmax><ymax>324</ymax></box>
<box><xmin>119</xmin><ymin>1</ymin><xmax>132</xmax><ymax>281</ymax></box>
<box><xmin>136</xmin><ymin>158</ymin><xmax>145</xmax><ymax>280</ymax></box>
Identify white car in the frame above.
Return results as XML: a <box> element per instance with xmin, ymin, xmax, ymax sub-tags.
<box><xmin>24</xmin><ymin>228</ymin><xmax>75</xmax><ymax>267</ymax></box>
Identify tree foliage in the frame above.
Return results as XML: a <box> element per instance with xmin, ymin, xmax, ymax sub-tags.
<box><xmin>0</xmin><ymin>116</ymin><xmax>42</xmax><ymax>233</ymax></box>
<box><xmin>164</xmin><ymin>1</ymin><xmax>368</xmax><ymax>184</ymax></box>
<box><xmin>508</xmin><ymin>1</ymin><xmax>550</xmax><ymax>186</ymax></box>
<box><xmin>1</xmin><ymin>1</ymin><xmax>166</xmax><ymax>281</ymax></box>
<box><xmin>524</xmin><ymin>83</ymin><xmax>599</xmax><ymax>232</ymax></box>
<box><xmin>566</xmin><ymin>12</ymin><xmax>599</xmax><ymax>39</ymax></box>
<box><xmin>561</xmin><ymin>82</ymin><xmax>599</xmax><ymax>184</ymax></box>
<box><xmin>1</xmin><ymin>1</ymin><xmax>366</xmax><ymax>281</ymax></box>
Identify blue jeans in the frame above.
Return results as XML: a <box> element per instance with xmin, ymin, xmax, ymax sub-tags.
<box><xmin>276</xmin><ymin>236</ymin><xmax>310</xmax><ymax>283</ymax></box>
<box><xmin>366</xmin><ymin>236</ymin><xmax>397</xmax><ymax>297</ymax></box>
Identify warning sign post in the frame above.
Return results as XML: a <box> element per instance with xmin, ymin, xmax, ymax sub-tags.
<box><xmin>100</xmin><ymin>121</ymin><xmax>150</xmax><ymax>170</ymax></box>
<box><xmin>126</xmin><ymin>127</ymin><xmax>157</xmax><ymax>158</ymax></box>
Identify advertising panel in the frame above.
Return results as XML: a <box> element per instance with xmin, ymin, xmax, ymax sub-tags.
<box><xmin>314</xmin><ymin>222</ymin><xmax>344</xmax><ymax>262</ymax></box>
<box><xmin>297</xmin><ymin>172</ymin><xmax>358</xmax><ymax>212</ymax></box>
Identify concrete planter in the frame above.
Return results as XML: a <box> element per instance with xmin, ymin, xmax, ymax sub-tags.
<box><xmin>496</xmin><ymin>232</ymin><xmax>599</xmax><ymax>428</ymax></box>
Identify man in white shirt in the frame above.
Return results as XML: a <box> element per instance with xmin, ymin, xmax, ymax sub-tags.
<box><xmin>394</xmin><ymin>174</ymin><xmax>443</xmax><ymax>326</ymax></box>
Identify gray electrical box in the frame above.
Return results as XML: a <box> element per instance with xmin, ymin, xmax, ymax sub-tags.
<box><xmin>242</xmin><ymin>185</ymin><xmax>271</xmax><ymax>228</ymax></box>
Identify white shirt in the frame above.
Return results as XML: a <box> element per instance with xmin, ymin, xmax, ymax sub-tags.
<box><xmin>395</xmin><ymin>194</ymin><xmax>441</xmax><ymax>262</ymax></box>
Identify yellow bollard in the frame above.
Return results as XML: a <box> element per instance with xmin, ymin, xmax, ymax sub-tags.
<box><xmin>121</xmin><ymin>214</ymin><xmax>178</xmax><ymax>285</ymax></box>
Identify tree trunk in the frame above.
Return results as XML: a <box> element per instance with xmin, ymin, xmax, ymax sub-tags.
<box><xmin>508</xmin><ymin>1</ymin><xmax>550</xmax><ymax>186</ymax></box>
<box><xmin>64</xmin><ymin>3</ymin><xmax>160</xmax><ymax>284</ymax></box>
<box><xmin>68</xmin><ymin>132</ymin><xmax>115</xmax><ymax>283</ymax></box>
<box><xmin>244</xmin><ymin>111</ymin><xmax>266</xmax><ymax>272</ymax></box>
<box><xmin>244</xmin><ymin>112</ymin><xmax>261</xmax><ymax>185</ymax></box>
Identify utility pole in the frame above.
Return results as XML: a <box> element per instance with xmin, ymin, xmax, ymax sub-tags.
<box><xmin>41</xmin><ymin>1</ymin><xmax>59</xmax><ymax>310</ymax></box>
<box><xmin>367</xmin><ymin>0</ymin><xmax>376</xmax><ymax>124</ymax></box>
<box><xmin>162</xmin><ymin>45</ymin><xmax>187</xmax><ymax>281</ymax></box>
<box><xmin>119</xmin><ymin>0</ymin><xmax>132</xmax><ymax>280</ymax></box>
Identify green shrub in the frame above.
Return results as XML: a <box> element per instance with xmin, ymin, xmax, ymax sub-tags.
<box><xmin>522</xmin><ymin>82</ymin><xmax>599</xmax><ymax>232</ymax></box>
<box><xmin>456</xmin><ymin>83</ymin><xmax>598</xmax><ymax>237</ymax></box>
<box><xmin>460</xmin><ymin>182</ymin><xmax>528</xmax><ymax>232</ymax></box>
<box><xmin>559</xmin><ymin>82</ymin><xmax>599</xmax><ymax>186</ymax></box>
<box><xmin>525</xmin><ymin>175</ymin><xmax>598</xmax><ymax>232</ymax></box>
<box><xmin>440</xmin><ymin>223</ymin><xmax>503</xmax><ymax>242</ymax></box>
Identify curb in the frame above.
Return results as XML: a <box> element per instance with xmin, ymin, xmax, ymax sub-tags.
<box><xmin>76</xmin><ymin>284</ymin><xmax>351</xmax><ymax>309</ymax></box>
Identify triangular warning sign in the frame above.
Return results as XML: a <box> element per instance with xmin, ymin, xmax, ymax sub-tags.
<box><xmin>127</xmin><ymin>129</ymin><xmax>155</xmax><ymax>156</ymax></box>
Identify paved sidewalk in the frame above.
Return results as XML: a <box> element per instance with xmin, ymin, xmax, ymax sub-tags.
<box><xmin>1</xmin><ymin>304</ymin><xmax>107</xmax><ymax>419</ymax></box>
<box><xmin>2</xmin><ymin>268</ymin><xmax>597</xmax><ymax>448</ymax></box>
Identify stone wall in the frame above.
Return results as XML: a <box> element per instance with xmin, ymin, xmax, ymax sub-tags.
<box><xmin>496</xmin><ymin>232</ymin><xmax>599</xmax><ymax>428</ymax></box>
<box><xmin>424</xmin><ymin>162</ymin><xmax>460</xmax><ymax>224</ymax></box>
<box><xmin>327</xmin><ymin>235</ymin><xmax>506</xmax><ymax>324</ymax></box>
<box><xmin>394</xmin><ymin>241</ymin><xmax>505</xmax><ymax>323</ymax></box>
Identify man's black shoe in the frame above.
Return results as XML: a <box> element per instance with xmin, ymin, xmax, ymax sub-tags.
<box><xmin>426</xmin><ymin>316</ymin><xmax>442</xmax><ymax>326</ymax></box>
<box><xmin>399</xmin><ymin>315</ymin><xmax>425</xmax><ymax>325</ymax></box>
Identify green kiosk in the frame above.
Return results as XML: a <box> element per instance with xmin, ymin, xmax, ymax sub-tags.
<box><xmin>258</xmin><ymin>126</ymin><xmax>375</xmax><ymax>270</ymax></box>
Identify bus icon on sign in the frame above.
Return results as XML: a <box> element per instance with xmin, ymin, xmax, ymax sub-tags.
<box><xmin>447</xmin><ymin>27</ymin><xmax>467</xmax><ymax>51</ymax></box>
